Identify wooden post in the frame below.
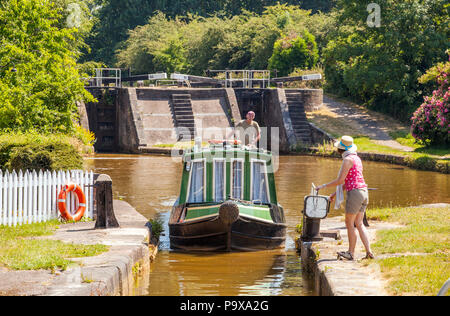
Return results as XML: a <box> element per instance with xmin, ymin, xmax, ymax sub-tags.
<box><xmin>95</xmin><ymin>174</ymin><xmax>119</xmax><ymax>229</ymax></box>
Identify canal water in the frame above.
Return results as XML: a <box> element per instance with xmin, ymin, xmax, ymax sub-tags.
<box><xmin>85</xmin><ymin>154</ymin><xmax>449</xmax><ymax>296</ymax></box>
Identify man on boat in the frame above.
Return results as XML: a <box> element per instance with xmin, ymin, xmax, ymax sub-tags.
<box><xmin>228</xmin><ymin>111</ymin><xmax>261</xmax><ymax>147</ymax></box>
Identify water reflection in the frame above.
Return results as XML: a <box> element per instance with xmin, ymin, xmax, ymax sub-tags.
<box><xmin>147</xmin><ymin>250</ymin><xmax>310</xmax><ymax>296</ymax></box>
<box><xmin>85</xmin><ymin>154</ymin><xmax>449</xmax><ymax>296</ymax></box>
<box><xmin>149</xmin><ymin>211</ymin><xmax>306</xmax><ymax>296</ymax></box>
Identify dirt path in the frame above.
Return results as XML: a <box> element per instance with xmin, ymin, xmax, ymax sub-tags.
<box><xmin>308</xmin><ymin>94</ymin><xmax>415</xmax><ymax>152</ymax></box>
<box><xmin>307</xmin><ymin>216</ymin><xmax>402</xmax><ymax>296</ymax></box>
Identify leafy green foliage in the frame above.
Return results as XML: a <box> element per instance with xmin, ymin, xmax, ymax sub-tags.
<box><xmin>149</xmin><ymin>218</ymin><xmax>164</xmax><ymax>241</ymax></box>
<box><xmin>323</xmin><ymin>0</ymin><xmax>450</xmax><ymax>121</ymax></box>
<box><xmin>268</xmin><ymin>31</ymin><xmax>318</xmax><ymax>76</ymax></box>
<box><xmin>299</xmin><ymin>0</ymin><xmax>335</xmax><ymax>13</ymax></box>
<box><xmin>52</xmin><ymin>0</ymin><xmax>96</xmax><ymax>44</ymax></box>
<box><xmin>418</xmin><ymin>49</ymin><xmax>450</xmax><ymax>96</ymax></box>
<box><xmin>6</xmin><ymin>143</ymin><xmax>83</xmax><ymax>171</ymax></box>
<box><xmin>116</xmin><ymin>13</ymin><xmax>192</xmax><ymax>74</ymax></box>
<box><xmin>0</xmin><ymin>0</ymin><xmax>94</xmax><ymax>134</ymax></box>
<box><xmin>116</xmin><ymin>5</ymin><xmax>330</xmax><ymax>76</ymax></box>
<box><xmin>83</xmin><ymin>0</ymin><xmax>155</xmax><ymax>65</ymax></box>
<box><xmin>0</xmin><ymin>132</ymin><xmax>85</xmax><ymax>171</ymax></box>
<box><xmin>84</xmin><ymin>0</ymin><xmax>335</xmax><ymax>66</ymax></box>
<box><xmin>411</xmin><ymin>55</ymin><xmax>450</xmax><ymax>145</ymax></box>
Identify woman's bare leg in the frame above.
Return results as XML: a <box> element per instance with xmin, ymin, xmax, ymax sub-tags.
<box><xmin>355</xmin><ymin>211</ymin><xmax>372</xmax><ymax>255</ymax></box>
<box><xmin>345</xmin><ymin>213</ymin><xmax>358</xmax><ymax>256</ymax></box>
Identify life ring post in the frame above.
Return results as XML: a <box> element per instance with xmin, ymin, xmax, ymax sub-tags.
<box><xmin>94</xmin><ymin>174</ymin><xmax>120</xmax><ymax>229</ymax></box>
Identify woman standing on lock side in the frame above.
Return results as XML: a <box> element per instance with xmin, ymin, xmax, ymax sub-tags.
<box><xmin>316</xmin><ymin>136</ymin><xmax>374</xmax><ymax>261</ymax></box>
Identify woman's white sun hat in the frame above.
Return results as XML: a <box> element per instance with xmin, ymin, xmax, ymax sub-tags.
<box><xmin>334</xmin><ymin>135</ymin><xmax>358</xmax><ymax>152</ymax></box>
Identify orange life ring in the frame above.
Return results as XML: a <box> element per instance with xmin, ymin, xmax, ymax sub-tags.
<box><xmin>58</xmin><ymin>183</ymin><xmax>86</xmax><ymax>222</ymax></box>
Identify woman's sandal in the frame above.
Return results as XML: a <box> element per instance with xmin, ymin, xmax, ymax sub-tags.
<box><xmin>363</xmin><ymin>252</ymin><xmax>375</xmax><ymax>260</ymax></box>
<box><xmin>337</xmin><ymin>251</ymin><xmax>354</xmax><ymax>261</ymax></box>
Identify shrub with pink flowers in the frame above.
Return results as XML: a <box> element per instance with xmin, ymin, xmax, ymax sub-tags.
<box><xmin>411</xmin><ymin>58</ymin><xmax>450</xmax><ymax>145</ymax></box>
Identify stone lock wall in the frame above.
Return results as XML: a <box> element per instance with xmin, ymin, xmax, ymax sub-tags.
<box><xmin>298</xmin><ymin>89</ymin><xmax>323</xmax><ymax>112</ymax></box>
<box><xmin>82</xmin><ymin>87</ymin><xmax>324</xmax><ymax>153</ymax></box>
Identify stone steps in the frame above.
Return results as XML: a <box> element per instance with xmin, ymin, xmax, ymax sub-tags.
<box><xmin>173</xmin><ymin>107</ymin><xmax>193</xmax><ymax>112</ymax></box>
<box><xmin>177</xmin><ymin>121</ymin><xmax>195</xmax><ymax>127</ymax></box>
<box><xmin>288</xmin><ymin>102</ymin><xmax>305</xmax><ymax>108</ymax></box>
<box><xmin>286</xmin><ymin>91</ymin><xmax>312</xmax><ymax>144</ymax></box>
<box><xmin>176</xmin><ymin>115</ymin><xmax>194</xmax><ymax>120</ymax></box>
<box><xmin>171</xmin><ymin>94</ymin><xmax>196</xmax><ymax>140</ymax></box>
<box><xmin>289</xmin><ymin>111</ymin><xmax>307</xmax><ymax>118</ymax></box>
<box><xmin>290</xmin><ymin>116</ymin><xmax>307</xmax><ymax>121</ymax></box>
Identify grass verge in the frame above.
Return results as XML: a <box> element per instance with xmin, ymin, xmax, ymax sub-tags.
<box><xmin>377</xmin><ymin>254</ymin><xmax>448</xmax><ymax>296</ymax></box>
<box><xmin>353</xmin><ymin>137</ymin><xmax>449</xmax><ymax>173</ymax></box>
<box><xmin>0</xmin><ymin>220</ymin><xmax>108</xmax><ymax>271</ymax></box>
<box><xmin>366</xmin><ymin>206</ymin><xmax>450</xmax><ymax>296</ymax></box>
<box><xmin>388</xmin><ymin>130</ymin><xmax>450</xmax><ymax>158</ymax></box>
<box><xmin>309</xmin><ymin>137</ymin><xmax>449</xmax><ymax>173</ymax></box>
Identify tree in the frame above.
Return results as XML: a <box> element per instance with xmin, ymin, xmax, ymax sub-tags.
<box><xmin>0</xmin><ymin>0</ymin><xmax>93</xmax><ymax>133</ymax></box>
<box><xmin>115</xmin><ymin>5</ymin><xmax>324</xmax><ymax>75</ymax></box>
<box><xmin>83</xmin><ymin>0</ymin><xmax>335</xmax><ymax>66</ymax></box>
<box><xmin>52</xmin><ymin>0</ymin><xmax>96</xmax><ymax>36</ymax></box>
<box><xmin>268</xmin><ymin>31</ymin><xmax>319</xmax><ymax>76</ymax></box>
<box><xmin>82</xmin><ymin>0</ymin><xmax>156</xmax><ymax>65</ymax></box>
<box><xmin>323</xmin><ymin>0</ymin><xmax>450</xmax><ymax>120</ymax></box>
<box><xmin>115</xmin><ymin>13</ymin><xmax>187</xmax><ymax>74</ymax></box>
<box><xmin>299</xmin><ymin>0</ymin><xmax>336</xmax><ymax>13</ymax></box>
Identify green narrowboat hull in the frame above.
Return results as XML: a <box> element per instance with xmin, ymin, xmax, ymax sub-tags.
<box><xmin>169</xmin><ymin>201</ymin><xmax>287</xmax><ymax>252</ymax></box>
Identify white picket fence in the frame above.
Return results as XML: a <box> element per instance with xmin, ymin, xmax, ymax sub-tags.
<box><xmin>0</xmin><ymin>170</ymin><xmax>94</xmax><ymax>227</ymax></box>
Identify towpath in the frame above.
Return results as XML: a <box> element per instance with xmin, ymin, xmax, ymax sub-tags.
<box><xmin>299</xmin><ymin>216</ymin><xmax>397</xmax><ymax>296</ymax></box>
<box><xmin>308</xmin><ymin>94</ymin><xmax>415</xmax><ymax>152</ymax></box>
<box><xmin>0</xmin><ymin>200</ymin><xmax>150</xmax><ymax>296</ymax></box>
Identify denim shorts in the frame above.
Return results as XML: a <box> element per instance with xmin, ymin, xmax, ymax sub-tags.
<box><xmin>346</xmin><ymin>188</ymin><xmax>369</xmax><ymax>214</ymax></box>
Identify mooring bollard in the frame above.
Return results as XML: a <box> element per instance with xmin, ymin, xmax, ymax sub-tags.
<box><xmin>95</xmin><ymin>174</ymin><xmax>120</xmax><ymax>229</ymax></box>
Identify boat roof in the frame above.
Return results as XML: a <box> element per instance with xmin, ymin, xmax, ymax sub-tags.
<box><xmin>183</xmin><ymin>145</ymin><xmax>274</xmax><ymax>163</ymax></box>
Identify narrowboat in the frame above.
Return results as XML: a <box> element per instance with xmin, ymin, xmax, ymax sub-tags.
<box><xmin>169</xmin><ymin>141</ymin><xmax>287</xmax><ymax>252</ymax></box>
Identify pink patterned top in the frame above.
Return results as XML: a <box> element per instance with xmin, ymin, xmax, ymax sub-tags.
<box><xmin>344</xmin><ymin>154</ymin><xmax>367</xmax><ymax>192</ymax></box>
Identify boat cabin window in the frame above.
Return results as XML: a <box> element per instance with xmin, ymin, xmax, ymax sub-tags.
<box><xmin>214</xmin><ymin>160</ymin><xmax>225</xmax><ymax>202</ymax></box>
<box><xmin>251</xmin><ymin>161</ymin><xmax>270</xmax><ymax>204</ymax></box>
<box><xmin>231</xmin><ymin>160</ymin><xmax>244</xmax><ymax>199</ymax></box>
<box><xmin>188</xmin><ymin>160</ymin><xmax>205</xmax><ymax>203</ymax></box>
